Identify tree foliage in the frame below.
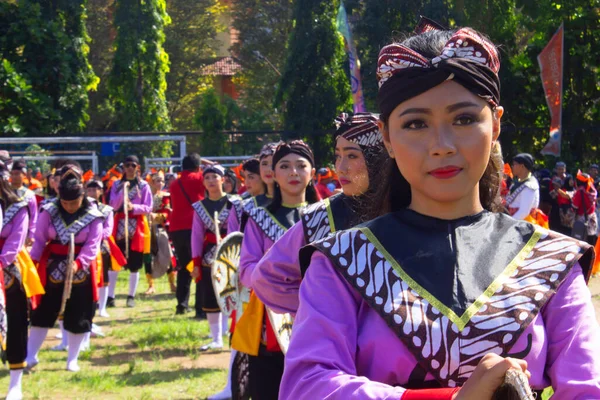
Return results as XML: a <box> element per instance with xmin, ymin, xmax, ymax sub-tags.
<box><xmin>192</xmin><ymin>87</ymin><xmax>229</xmax><ymax>156</ymax></box>
<box><xmin>230</xmin><ymin>0</ymin><xmax>294</xmax><ymax>131</ymax></box>
<box><xmin>108</xmin><ymin>0</ymin><xmax>172</xmax><ymax>157</ymax></box>
<box><xmin>164</xmin><ymin>0</ymin><xmax>224</xmax><ymax>130</ymax></box>
<box><xmin>276</xmin><ymin>0</ymin><xmax>352</xmax><ymax>164</ymax></box>
<box><xmin>0</xmin><ymin>0</ymin><xmax>98</xmax><ymax>135</ymax></box>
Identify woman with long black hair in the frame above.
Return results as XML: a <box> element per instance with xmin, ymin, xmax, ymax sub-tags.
<box><xmin>27</xmin><ymin>163</ymin><xmax>104</xmax><ymax>373</ymax></box>
<box><xmin>231</xmin><ymin>140</ymin><xmax>318</xmax><ymax>399</ymax></box>
<box><xmin>281</xmin><ymin>22</ymin><xmax>600</xmax><ymax>399</ymax></box>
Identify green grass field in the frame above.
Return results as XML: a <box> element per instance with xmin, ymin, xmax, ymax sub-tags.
<box><xmin>1</xmin><ymin>274</ymin><xmax>230</xmax><ymax>399</ymax></box>
<box><xmin>0</xmin><ymin>272</ymin><xmax>559</xmax><ymax>399</ymax></box>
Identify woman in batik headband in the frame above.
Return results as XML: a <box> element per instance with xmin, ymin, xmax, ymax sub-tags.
<box><xmin>251</xmin><ymin>112</ymin><xmax>384</xmax><ymax>316</ymax></box>
<box><xmin>231</xmin><ymin>140</ymin><xmax>319</xmax><ymax>399</ymax></box>
<box><xmin>27</xmin><ymin>162</ymin><xmax>104</xmax><ymax>374</ymax></box>
<box><xmin>281</xmin><ymin>24</ymin><xmax>600</xmax><ymax>400</ymax></box>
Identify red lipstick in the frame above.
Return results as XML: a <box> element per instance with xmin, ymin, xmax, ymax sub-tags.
<box><xmin>429</xmin><ymin>166</ymin><xmax>462</xmax><ymax>179</ymax></box>
<box><xmin>289</xmin><ymin>180</ymin><xmax>301</xmax><ymax>185</ymax></box>
<box><xmin>339</xmin><ymin>178</ymin><xmax>351</xmax><ymax>185</ymax></box>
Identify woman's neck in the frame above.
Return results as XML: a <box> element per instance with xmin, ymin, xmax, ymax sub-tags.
<box><xmin>280</xmin><ymin>190</ymin><xmax>306</xmax><ymax>207</ymax></box>
<box><xmin>408</xmin><ymin>186</ymin><xmax>483</xmax><ymax>220</ymax></box>
<box><xmin>125</xmin><ymin>175</ymin><xmax>136</xmax><ymax>181</ymax></box>
<box><xmin>267</xmin><ymin>183</ymin><xmax>275</xmax><ymax>198</ymax></box>
<box><xmin>208</xmin><ymin>190</ymin><xmax>225</xmax><ymax>201</ymax></box>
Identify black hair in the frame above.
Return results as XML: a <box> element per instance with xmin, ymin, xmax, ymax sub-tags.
<box><xmin>370</xmin><ymin>29</ymin><xmax>503</xmax><ymax>220</ymax></box>
<box><xmin>0</xmin><ymin>163</ymin><xmax>18</xmax><ymax>210</ymax></box>
<box><xmin>182</xmin><ymin>153</ymin><xmax>202</xmax><ymax>171</ymax></box>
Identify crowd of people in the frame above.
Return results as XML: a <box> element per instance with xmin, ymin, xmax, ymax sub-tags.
<box><xmin>0</xmin><ymin>18</ymin><xmax>599</xmax><ymax>400</ymax></box>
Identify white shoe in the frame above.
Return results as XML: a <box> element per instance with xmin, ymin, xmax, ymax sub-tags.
<box><xmin>199</xmin><ymin>341</ymin><xmax>223</xmax><ymax>352</ymax></box>
<box><xmin>207</xmin><ymin>389</ymin><xmax>232</xmax><ymax>400</ymax></box>
<box><xmin>55</xmin><ymin>332</ymin><xmax>62</xmax><ymax>339</ymax></box>
<box><xmin>51</xmin><ymin>343</ymin><xmax>68</xmax><ymax>351</ymax></box>
<box><xmin>80</xmin><ymin>342</ymin><xmax>90</xmax><ymax>352</ymax></box>
<box><xmin>91</xmin><ymin>324</ymin><xmax>104</xmax><ymax>338</ymax></box>
<box><xmin>6</xmin><ymin>387</ymin><xmax>23</xmax><ymax>400</ymax></box>
<box><xmin>98</xmin><ymin>309</ymin><xmax>110</xmax><ymax>318</ymax></box>
<box><xmin>66</xmin><ymin>362</ymin><xmax>80</xmax><ymax>372</ymax></box>
<box><xmin>24</xmin><ymin>360</ymin><xmax>38</xmax><ymax>372</ymax></box>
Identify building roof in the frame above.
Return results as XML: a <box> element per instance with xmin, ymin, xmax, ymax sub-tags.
<box><xmin>201</xmin><ymin>56</ymin><xmax>242</xmax><ymax>76</ymax></box>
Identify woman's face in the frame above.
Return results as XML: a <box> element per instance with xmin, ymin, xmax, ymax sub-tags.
<box><xmin>151</xmin><ymin>177</ymin><xmax>165</xmax><ymax>192</ymax></box>
<box><xmin>86</xmin><ymin>186</ymin><xmax>102</xmax><ymax>200</ymax></box>
<box><xmin>60</xmin><ymin>197</ymin><xmax>83</xmax><ymax>214</ymax></box>
<box><xmin>244</xmin><ymin>170</ymin><xmax>264</xmax><ymax>197</ymax></box>
<box><xmin>204</xmin><ymin>173</ymin><xmax>224</xmax><ymax>192</ymax></box>
<box><xmin>335</xmin><ymin>137</ymin><xmax>369</xmax><ymax>196</ymax></box>
<box><xmin>260</xmin><ymin>156</ymin><xmax>274</xmax><ymax>186</ymax></box>
<box><xmin>383</xmin><ymin>81</ymin><xmax>502</xmax><ymax>212</ymax></box>
<box><xmin>223</xmin><ymin>177</ymin><xmax>235</xmax><ymax>194</ymax></box>
<box><xmin>274</xmin><ymin>153</ymin><xmax>315</xmax><ymax>198</ymax></box>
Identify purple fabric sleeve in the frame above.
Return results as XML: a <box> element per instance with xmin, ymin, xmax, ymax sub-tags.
<box><xmin>239</xmin><ymin>218</ymin><xmax>272</xmax><ymax>288</ymax></box>
<box><xmin>0</xmin><ymin>207</ymin><xmax>2</xmax><ymax>233</ymax></box>
<box><xmin>75</xmin><ymin>218</ymin><xmax>103</xmax><ymax>270</ymax></box>
<box><xmin>103</xmin><ymin>209</ymin><xmax>114</xmax><ymax>240</ymax></box>
<box><xmin>27</xmin><ymin>193</ymin><xmax>38</xmax><ymax>238</ymax></box>
<box><xmin>131</xmin><ymin>183</ymin><xmax>152</xmax><ymax>215</ymax></box>
<box><xmin>0</xmin><ymin>207</ymin><xmax>29</xmax><ymax>267</ymax></box>
<box><xmin>191</xmin><ymin>208</ymin><xmax>205</xmax><ymax>261</ymax></box>
<box><xmin>252</xmin><ymin>221</ymin><xmax>305</xmax><ymax>315</ymax></box>
<box><xmin>30</xmin><ymin>210</ymin><xmax>51</xmax><ymax>262</ymax></box>
<box><xmin>109</xmin><ymin>181</ymin><xmax>124</xmax><ymax>210</ymax></box>
<box><xmin>227</xmin><ymin>210</ymin><xmax>240</xmax><ymax>234</ymax></box>
<box><xmin>280</xmin><ymin>251</ymin><xmax>406</xmax><ymax>400</ymax></box>
<box><xmin>542</xmin><ymin>263</ymin><xmax>600</xmax><ymax>398</ymax></box>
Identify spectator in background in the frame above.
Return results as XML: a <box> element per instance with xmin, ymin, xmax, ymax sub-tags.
<box><xmin>315</xmin><ymin>168</ymin><xmax>334</xmax><ymax>199</ymax></box>
<box><xmin>572</xmin><ymin>171</ymin><xmax>598</xmax><ymax>245</ymax></box>
<box><xmin>9</xmin><ymin>159</ymin><xmax>38</xmax><ymax>246</ymax></box>
<box><xmin>505</xmin><ymin>153</ymin><xmax>540</xmax><ymax>221</ymax></box>
<box><xmin>549</xmin><ymin>161</ymin><xmax>574</xmax><ymax>235</ymax></box>
<box><xmin>169</xmin><ymin>153</ymin><xmax>206</xmax><ymax>317</ymax></box>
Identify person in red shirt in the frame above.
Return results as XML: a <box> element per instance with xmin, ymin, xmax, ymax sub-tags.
<box><xmin>169</xmin><ymin>154</ymin><xmax>207</xmax><ymax>316</ymax></box>
<box><xmin>572</xmin><ymin>171</ymin><xmax>598</xmax><ymax>245</ymax></box>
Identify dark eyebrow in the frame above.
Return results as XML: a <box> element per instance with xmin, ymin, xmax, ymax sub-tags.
<box><xmin>446</xmin><ymin>101</ymin><xmax>480</xmax><ymax>113</ymax></box>
<box><xmin>399</xmin><ymin>108</ymin><xmax>432</xmax><ymax>117</ymax></box>
<box><xmin>335</xmin><ymin>146</ymin><xmax>361</xmax><ymax>152</ymax></box>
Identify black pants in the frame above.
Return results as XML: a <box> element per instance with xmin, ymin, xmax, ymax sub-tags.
<box><xmin>6</xmin><ymin>283</ymin><xmax>28</xmax><ymax>370</ymax></box>
<box><xmin>171</xmin><ymin>230</ymin><xmax>198</xmax><ymax>311</ymax></box>
<box><xmin>116</xmin><ymin>240</ymin><xmax>144</xmax><ymax>273</ymax></box>
<box><xmin>248</xmin><ymin>346</ymin><xmax>284</xmax><ymax>400</ymax></box>
<box><xmin>102</xmin><ymin>251</ymin><xmax>111</xmax><ymax>287</ymax></box>
<box><xmin>31</xmin><ymin>279</ymin><xmax>95</xmax><ymax>334</ymax></box>
<box><xmin>202</xmin><ymin>266</ymin><xmax>219</xmax><ymax>312</ymax></box>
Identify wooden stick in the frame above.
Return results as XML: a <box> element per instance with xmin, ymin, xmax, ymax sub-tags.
<box><xmin>124</xmin><ymin>182</ymin><xmax>130</xmax><ymax>258</ymax></box>
<box><xmin>59</xmin><ymin>233</ymin><xmax>75</xmax><ymax>316</ymax></box>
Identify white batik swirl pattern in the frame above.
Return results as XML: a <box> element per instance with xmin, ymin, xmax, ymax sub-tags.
<box><xmin>314</xmin><ymin>228</ymin><xmax>587</xmax><ymax>387</ymax></box>
<box><xmin>43</xmin><ymin>200</ymin><xmax>103</xmax><ymax>245</ymax></box>
<box><xmin>2</xmin><ymin>200</ymin><xmax>28</xmax><ymax>226</ymax></box>
<box><xmin>301</xmin><ymin>201</ymin><xmax>332</xmax><ymax>243</ymax></box>
<box><xmin>191</xmin><ymin>201</ymin><xmax>231</xmax><ymax>235</ymax></box>
<box><xmin>247</xmin><ymin>207</ymin><xmax>286</xmax><ymax>243</ymax></box>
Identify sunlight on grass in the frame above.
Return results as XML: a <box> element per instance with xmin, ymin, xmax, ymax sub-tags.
<box><xmin>0</xmin><ymin>273</ymin><xmax>230</xmax><ymax>399</ymax></box>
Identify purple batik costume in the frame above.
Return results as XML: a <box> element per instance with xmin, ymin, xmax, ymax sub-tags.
<box><xmin>0</xmin><ymin>200</ymin><xmax>29</xmax><ymax>370</ymax></box>
<box><xmin>281</xmin><ymin>210</ymin><xmax>600</xmax><ymax>399</ymax></box>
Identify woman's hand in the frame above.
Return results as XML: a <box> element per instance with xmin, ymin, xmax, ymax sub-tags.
<box><xmin>453</xmin><ymin>354</ymin><xmax>529</xmax><ymax>400</ymax></box>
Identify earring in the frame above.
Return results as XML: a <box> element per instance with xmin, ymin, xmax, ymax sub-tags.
<box><xmin>387</xmin><ymin>148</ymin><xmax>395</xmax><ymax>158</ymax></box>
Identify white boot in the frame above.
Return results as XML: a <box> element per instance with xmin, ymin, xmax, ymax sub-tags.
<box><xmin>66</xmin><ymin>332</ymin><xmax>86</xmax><ymax>372</ymax></box>
<box><xmin>200</xmin><ymin>313</ymin><xmax>223</xmax><ymax>351</ymax></box>
<box><xmin>128</xmin><ymin>272</ymin><xmax>140</xmax><ymax>298</ymax></box>
<box><xmin>6</xmin><ymin>369</ymin><xmax>23</xmax><ymax>400</ymax></box>
<box><xmin>51</xmin><ymin>321</ymin><xmax>68</xmax><ymax>351</ymax></box>
<box><xmin>221</xmin><ymin>314</ymin><xmax>229</xmax><ymax>337</ymax></box>
<box><xmin>207</xmin><ymin>350</ymin><xmax>236</xmax><ymax>400</ymax></box>
<box><xmin>80</xmin><ymin>332</ymin><xmax>91</xmax><ymax>351</ymax></box>
<box><xmin>26</xmin><ymin>327</ymin><xmax>49</xmax><ymax>369</ymax></box>
<box><xmin>107</xmin><ymin>271</ymin><xmax>119</xmax><ymax>298</ymax></box>
<box><xmin>98</xmin><ymin>286</ymin><xmax>110</xmax><ymax>317</ymax></box>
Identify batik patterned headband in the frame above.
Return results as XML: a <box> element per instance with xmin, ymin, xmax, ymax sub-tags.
<box><xmin>334</xmin><ymin>113</ymin><xmax>383</xmax><ymax>149</ymax></box>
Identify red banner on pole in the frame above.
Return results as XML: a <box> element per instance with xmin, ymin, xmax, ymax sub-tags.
<box><xmin>539</xmin><ymin>23</ymin><xmax>564</xmax><ymax>157</ymax></box>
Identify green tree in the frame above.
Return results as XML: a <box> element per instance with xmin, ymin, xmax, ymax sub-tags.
<box><xmin>193</xmin><ymin>88</ymin><xmax>228</xmax><ymax>156</ymax></box>
<box><xmin>0</xmin><ymin>0</ymin><xmax>98</xmax><ymax>135</ymax></box>
<box><xmin>276</xmin><ymin>0</ymin><xmax>352</xmax><ymax>164</ymax></box>
<box><xmin>230</xmin><ymin>0</ymin><xmax>294</xmax><ymax>131</ymax></box>
<box><xmin>165</xmin><ymin>0</ymin><xmax>224</xmax><ymax>130</ymax></box>
<box><xmin>108</xmin><ymin>0</ymin><xmax>172</xmax><ymax>157</ymax></box>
